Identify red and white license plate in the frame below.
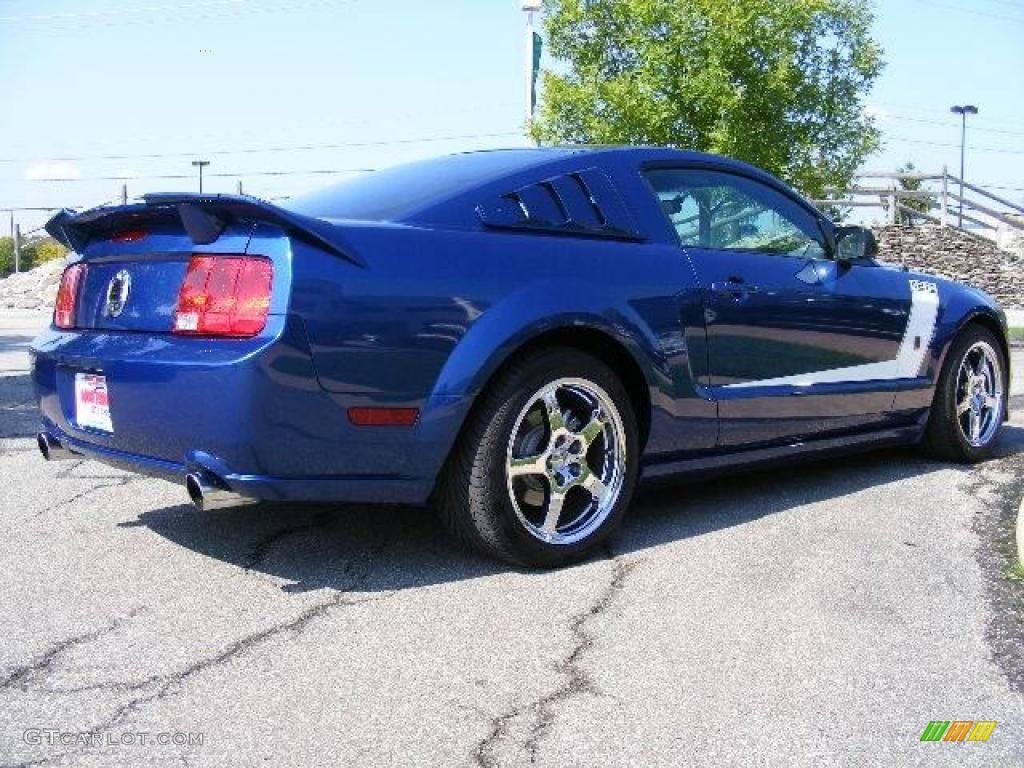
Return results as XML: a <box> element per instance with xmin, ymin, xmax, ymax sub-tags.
<box><xmin>75</xmin><ymin>372</ymin><xmax>113</xmax><ymax>433</ymax></box>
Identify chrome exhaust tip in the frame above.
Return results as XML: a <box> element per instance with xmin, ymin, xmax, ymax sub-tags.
<box><xmin>37</xmin><ymin>431</ymin><xmax>73</xmax><ymax>461</ymax></box>
<box><xmin>185</xmin><ymin>471</ymin><xmax>258</xmax><ymax>512</ymax></box>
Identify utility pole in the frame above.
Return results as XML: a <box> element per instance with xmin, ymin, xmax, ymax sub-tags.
<box><xmin>949</xmin><ymin>104</ymin><xmax>978</xmax><ymax>228</ymax></box>
<box><xmin>940</xmin><ymin>165</ymin><xmax>949</xmax><ymax>227</ymax></box>
<box><xmin>237</xmin><ymin>180</ymin><xmax>244</xmax><ymax>195</ymax></box>
<box><xmin>192</xmin><ymin>160</ymin><xmax>210</xmax><ymax>194</ymax></box>
<box><xmin>121</xmin><ymin>184</ymin><xmax>128</xmax><ymax>205</ymax></box>
<box><xmin>522</xmin><ymin>1</ymin><xmax>542</xmax><ymax>143</ymax></box>
<box><xmin>13</xmin><ymin>223</ymin><xmax>21</xmax><ymax>274</ymax></box>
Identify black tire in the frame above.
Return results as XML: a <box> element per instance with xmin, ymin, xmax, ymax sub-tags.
<box><xmin>434</xmin><ymin>347</ymin><xmax>640</xmax><ymax>568</ymax></box>
<box><xmin>921</xmin><ymin>324</ymin><xmax>1007</xmax><ymax>463</ymax></box>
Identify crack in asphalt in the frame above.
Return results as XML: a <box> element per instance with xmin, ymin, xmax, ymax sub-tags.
<box><xmin>54</xmin><ymin>460</ymin><xmax>86</xmax><ymax>479</ymax></box>
<box><xmin>3</xmin><ymin>756</ymin><xmax>59</xmax><ymax>768</ymax></box>
<box><xmin>101</xmin><ymin>555</ymin><xmax>393</xmax><ymax>729</ymax></box>
<box><xmin>241</xmin><ymin>509</ymin><xmax>336</xmax><ymax>571</ymax></box>
<box><xmin>94</xmin><ymin>591</ymin><xmax>394</xmax><ymax>735</ymax></box>
<box><xmin>33</xmin><ymin>476</ymin><xmax>140</xmax><ymax>518</ymax></box>
<box><xmin>39</xmin><ymin>674</ymin><xmax>165</xmax><ymax>697</ymax></box>
<box><xmin>7</xmin><ymin>522</ymin><xmax>396</xmax><ymax>768</ymax></box>
<box><xmin>0</xmin><ymin>610</ymin><xmax>141</xmax><ymax>692</ymax></box>
<box><xmin>0</xmin><ymin>400</ymin><xmax>35</xmax><ymax>412</ymax></box>
<box><xmin>474</xmin><ymin>547</ymin><xmax>640</xmax><ymax>768</ymax></box>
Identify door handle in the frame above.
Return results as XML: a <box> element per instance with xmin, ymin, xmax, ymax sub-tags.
<box><xmin>710</xmin><ymin>279</ymin><xmax>759</xmax><ymax>298</ymax></box>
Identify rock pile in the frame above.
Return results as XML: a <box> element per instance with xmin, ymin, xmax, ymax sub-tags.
<box><xmin>873</xmin><ymin>225</ymin><xmax>1023</xmax><ymax>309</ymax></box>
<box><xmin>0</xmin><ymin>259</ymin><xmax>65</xmax><ymax>311</ymax></box>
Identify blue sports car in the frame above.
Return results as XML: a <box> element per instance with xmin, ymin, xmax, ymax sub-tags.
<box><xmin>32</xmin><ymin>147</ymin><xmax>1010</xmax><ymax>566</ymax></box>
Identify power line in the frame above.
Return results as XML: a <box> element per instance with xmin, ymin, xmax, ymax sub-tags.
<box><xmin>0</xmin><ymin>0</ymin><xmax>252</xmax><ymax>22</ymax></box>
<box><xmin>0</xmin><ymin>0</ymin><xmax>351</xmax><ymax>24</ymax></box>
<box><xmin>885</xmin><ymin>135</ymin><xmax>1024</xmax><ymax>155</ymax></box>
<box><xmin>0</xmin><ymin>131</ymin><xmax>523</xmax><ymax>166</ymax></box>
<box><xmin>908</xmin><ymin>0</ymin><xmax>1024</xmax><ymax>24</ymax></box>
<box><xmin>0</xmin><ymin>0</ymin><xmax>360</xmax><ymax>34</ymax></box>
<box><xmin>879</xmin><ymin>113</ymin><xmax>1024</xmax><ymax>137</ymax></box>
<box><xmin>19</xmin><ymin>168</ymin><xmax>376</xmax><ymax>183</ymax></box>
<box><xmin>0</xmin><ymin>201</ymin><xmax>114</xmax><ymax>213</ymax></box>
<box><xmin>873</xmin><ymin>101</ymin><xmax>1024</xmax><ymax>130</ymax></box>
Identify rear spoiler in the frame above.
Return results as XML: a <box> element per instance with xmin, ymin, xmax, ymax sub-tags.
<box><xmin>45</xmin><ymin>193</ymin><xmax>363</xmax><ymax>266</ymax></box>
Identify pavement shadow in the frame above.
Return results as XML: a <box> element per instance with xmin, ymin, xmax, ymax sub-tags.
<box><xmin>0</xmin><ymin>373</ymin><xmax>39</xmax><ymax>441</ymax></box>
<box><xmin>126</xmin><ymin>423</ymin><xmax>1024</xmax><ymax>594</ymax></box>
<box><xmin>0</xmin><ymin>333</ymin><xmax>37</xmax><ymax>353</ymax></box>
<box><xmin>626</xmin><ymin>424</ymin><xmax>1024</xmax><ymax>554</ymax></box>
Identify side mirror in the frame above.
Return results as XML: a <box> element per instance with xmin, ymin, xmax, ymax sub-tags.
<box><xmin>833</xmin><ymin>226</ymin><xmax>879</xmax><ymax>263</ymax></box>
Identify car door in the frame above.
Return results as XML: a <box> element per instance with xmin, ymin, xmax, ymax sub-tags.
<box><xmin>645</xmin><ymin>166</ymin><xmax>909</xmax><ymax>448</ymax></box>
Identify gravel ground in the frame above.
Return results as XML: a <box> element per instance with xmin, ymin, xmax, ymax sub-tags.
<box><xmin>1</xmin><ymin>311</ymin><xmax>1022</xmax><ymax>768</ymax></box>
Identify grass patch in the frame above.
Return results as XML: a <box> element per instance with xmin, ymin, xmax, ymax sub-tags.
<box><xmin>1010</xmin><ymin>327</ymin><xmax>1024</xmax><ymax>344</ymax></box>
<box><xmin>1006</xmin><ymin>562</ymin><xmax>1024</xmax><ymax>582</ymax></box>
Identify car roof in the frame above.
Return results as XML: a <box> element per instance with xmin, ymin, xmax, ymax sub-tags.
<box><xmin>442</xmin><ymin>145</ymin><xmax>789</xmax><ymax>191</ymax></box>
<box><xmin>458</xmin><ymin>144</ymin><xmax>761</xmax><ymax>168</ymax></box>
<box><xmin>281</xmin><ymin>145</ymin><xmax>794</xmax><ymax>225</ymax></box>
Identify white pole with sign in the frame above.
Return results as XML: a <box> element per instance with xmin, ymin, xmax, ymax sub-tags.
<box><xmin>523</xmin><ymin>1</ymin><xmax>542</xmax><ymax>143</ymax></box>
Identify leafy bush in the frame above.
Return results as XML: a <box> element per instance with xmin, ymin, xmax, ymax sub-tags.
<box><xmin>0</xmin><ymin>237</ymin><xmax>65</xmax><ymax>275</ymax></box>
<box><xmin>32</xmin><ymin>239</ymin><xmax>68</xmax><ymax>266</ymax></box>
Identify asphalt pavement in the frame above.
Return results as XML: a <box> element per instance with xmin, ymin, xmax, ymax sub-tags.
<box><xmin>1</xmin><ymin>309</ymin><xmax>1022</xmax><ymax>767</ymax></box>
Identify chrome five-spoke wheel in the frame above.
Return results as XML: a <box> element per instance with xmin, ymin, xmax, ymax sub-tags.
<box><xmin>955</xmin><ymin>340</ymin><xmax>1003</xmax><ymax>448</ymax></box>
<box><xmin>923</xmin><ymin>326</ymin><xmax>1006</xmax><ymax>463</ymax></box>
<box><xmin>505</xmin><ymin>378</ymin><xmax>627</xmax><ymax>545</ymax></box>
<box><xmin>437</xmin><ymin>347</ymin><xmax>637</xmax><ymax>566</ymax></box>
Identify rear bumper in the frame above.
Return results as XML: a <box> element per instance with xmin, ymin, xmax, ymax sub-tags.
<box><xmin>38</xmin><ymin>420</ymin><xmax>432</xmax><ymax>503</ymax></box>
<box><xmin>30</xmin><ymin>315</ymin><xmax>470</xmax><ymax>504</ymax></box>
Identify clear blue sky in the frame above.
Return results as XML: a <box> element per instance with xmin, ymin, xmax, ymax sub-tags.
<box><xmin>1</xmin><ymin>0</ymin><xmax>1022</xmax><ymax>235</ymax></box>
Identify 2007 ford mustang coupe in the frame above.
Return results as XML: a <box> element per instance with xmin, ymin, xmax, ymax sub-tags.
<box><xmin>32</xmin><ymin>147</ymin><xmax>1010</xmax><ymax>566</ymax></box>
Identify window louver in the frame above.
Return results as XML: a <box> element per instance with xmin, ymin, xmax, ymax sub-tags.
<box><xmin>476</xmin><ymin>167</ymin><xmax>642</xmax><ymax>241</ymax></box>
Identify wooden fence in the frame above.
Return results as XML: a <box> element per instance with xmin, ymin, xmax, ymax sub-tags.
<box><xmin>811</xmin><ymin>169</ymin><xmax>1024</xmax><ymax>247</ymax></box>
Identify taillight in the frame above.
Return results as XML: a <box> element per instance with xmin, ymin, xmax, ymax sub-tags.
<box><xmin>111</xmin><ymin>229</ymin><xmax>147</xmax><ymax>244</ymax></box>
<box><xmin>173</xmin><ymin>255</ymin><xmax>273</xmax><ymax>337</ymax></box>
<box><xmin>54</xmin><ymin>263</ymin><xmax>86</xmax><ymax>329</ymax></box>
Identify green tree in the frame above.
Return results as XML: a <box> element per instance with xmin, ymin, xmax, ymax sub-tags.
<box><xmin>893</xmin><ymin>161</ymin><xmax>933</xmax><ymax>224</ymax></box>
<box><xmin>0</xmin><ymin>237</ymin><xmax>16</xmax><ymax>274</ymax></box>
<box><xmin>0</xmin><ymin>237</ymin><xmax>47</xmax><ymax>275</ymax></box>
<box><xmin>32</xmin><ymin>238</ymin><xmax>68</xmax><ymax>266</ymax></box>
<box><xmin>532</xmin><ymin>0</ymin><xmax>884</xmax><ymax>198</ymax></box>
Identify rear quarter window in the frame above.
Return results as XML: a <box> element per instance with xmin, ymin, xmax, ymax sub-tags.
<box><xmin>282</xmin><ymin>151</ymin><xmax>555</xmax><ymax>222</ymax></box>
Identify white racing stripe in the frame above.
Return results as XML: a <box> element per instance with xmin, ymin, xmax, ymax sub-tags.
<box><xmin>722</xmin><ymin>280</ymin><xmax>939</xmax><ymax>389</ymax></box>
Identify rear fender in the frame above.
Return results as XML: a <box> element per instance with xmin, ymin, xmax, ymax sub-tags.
<box><xmin>428</xmin><ymin>280</ymin><xmax>666</xmax><ymax>401</ymax></box>
<box><xmin>414</xmin><ymin>281</ymin><xmax>666</xmax><ymax>484</ymax></box>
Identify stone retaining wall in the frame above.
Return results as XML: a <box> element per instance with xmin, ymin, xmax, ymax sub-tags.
<box><xmin>0</xmin><ymin>259</ymin><xmax>63</xmax><ymax>311</ymax></box>
<box><xmin>873</xmin><ymin>225</ymin><xmax>1023</xmax><ymax>309</ymax></box>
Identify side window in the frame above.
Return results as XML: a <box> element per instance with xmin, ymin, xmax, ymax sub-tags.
<box><xmin>646</xmin><ymin>168</ymin><xmax>826</xmax><ymax>259</ymax></box>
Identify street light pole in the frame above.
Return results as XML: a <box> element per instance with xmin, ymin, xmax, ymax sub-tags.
<box><xmin>522</xmin><ymin>1</ymin><xmax>542</xmax><ymax>143</ymax></box>
<box><xmin>949</xmin><ymin>104</ymin><xmax>978</xmax><ymax>228</ymax></box>
<box><xmin>191</xmin><ymin>160</ymin><xmax>210</xmax><ymax>194</ymax></box>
